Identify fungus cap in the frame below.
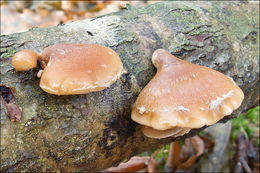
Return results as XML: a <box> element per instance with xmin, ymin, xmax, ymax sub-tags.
<box><xmin>39</xmin><ymin>44</ymin><xmax>123</xmax><ymax>95</ymax></box>
<box><xmin>141</xmin><ymin>126</ymin><xmax>191</xmax><ymax>139</ymax></box>
<box><xmin>12</xmin><ymin>50</ymin><xmax>39</xmax><ymax>71</ymax></box>
<box><xmin>131</xmin><ymin>49</ymin><xmax>244</xmax><ymax>138</ymax></box>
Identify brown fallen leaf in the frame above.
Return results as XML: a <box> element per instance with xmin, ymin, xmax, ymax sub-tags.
<box><xmin>61</xmin><ymin>1</ymin><xmax>74</xmax><ymax>11</ymax></box>
<box><xmin>5</xmin><ymin>101</ymin><xmax>22</xmax><ymax>121</ymax></box>
<box><xmin>176</xmin><ymin>136</ymin><xmax>205</xmax><ymax>171</ymax></box>
<box><xmin>191</xmin><ymin>136</ymin><xmax>205</xmax><ymax>155</ymax></box>
<box><xmin>0</xmin><ymin>86</ymin><xmax>22</xmax><ymax>122</ymax></box>
<box><xmin>164</xmin><ymin>135</ymin><xmax>206</xmax><ymax>173</ymax></box>
<box><xmin>147</xmin><ymin>149</ymin><xmax>160</xmax><ymax>173</ymax></box>
<box><xmin>147</xmin><ymin>158</ymin><xmax>157</xmax><ymax>173</ymax></box>
<box><xmin>9</xmin><ymin>1</ymin><xmax>32</xmax><ymax>13</ymax></box>
<box><xmin>179</xmin><ymin>138</ymin><xmax>195</xmax><ymax>163</ymax></box>
<box><xmin>102</xmin><ymin>134</ymin><xmax>209</xmax><ymax>173</ymax></box>
<box><xmin>36</xmin><ymin>1</ymin><xmax>62</xmax><ymax>11</ymax></box>
<box><xmin>89</xmin><ymin>2</ymin><xmax>106</xmax><ymax>12</ymax></box>
<box><xmin>101</xmin><ymin>156</ymin><xmax>150</xmax><ymax>172</ymax></box>
<box><xmin>164</xmin><ymin>142</ymin><xmax>181</xmax><ymax>172</ymax></box>
<box><xmin>198</xmin><ymin>134</ymin><xmax>215</xmax><ymax>151</ymax></box>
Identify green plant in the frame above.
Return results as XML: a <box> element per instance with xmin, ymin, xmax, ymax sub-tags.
<box><xmin>231</xmin><ymin>106</ymin><xmax>259</xmax><ymax>142</ymax></box>
<box><xmin>247</xmin><ymin>106</ymin><xmax>259</xmax><ymax>125</ymax></box>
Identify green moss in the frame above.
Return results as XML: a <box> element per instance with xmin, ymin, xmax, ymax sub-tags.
<box><xmin>247</xmin><ymin>106</ymin><xmax>259</xmax><ymax>124</ymax></box>
<box><xmin>208</xmin><ymin>3</ymin><xmax>259</xmax><ymax>41</ymax></box>
<box><xmin>1</xmin><ymin>48</ymin><xmax>16</xmax><ymax>59</ymax></box>
<box><xmin>154</xmin><ymin>143</ymin><xmax>170</xmax><ymax>162</ymax></box>
<box><xmin>231</xmin><ymin>106</ymin><xmax>259</xmax><ymax>142</ymax></box>
<box><xmin>0</xmin><ymin>63</ymin><xmax>7</xmax><ymax>67</ymax></box>
<box><xmin>1</xmin><ymin>47</ymin><xmax>7</xmax><ymax>53</ymax></box>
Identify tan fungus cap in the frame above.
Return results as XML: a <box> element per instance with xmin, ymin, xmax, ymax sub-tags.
<box><xmin>131</xmin><ymin>49</ymin><xmax>244</xmax><ymax>138</ymax></box>
<box><xmin>39</xmin><ymin>44</ymin><xmax>123</xmax><ymax>95</ymax></box>
<box><xmin>12</xmin><ymin>50</ymin><xmax>40</xmax><ymax>71</ymax></box>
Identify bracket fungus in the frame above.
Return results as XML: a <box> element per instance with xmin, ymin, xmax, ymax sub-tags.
<box><xmin>131</xmin><ymin>49</ymin><xmax>244</xmax><ymax>139</ymax></box>
<box><xmin>12</xmin><ymin>49</ymin><xmax>40</xmax><ymax>71</ymax></box>
<box><xmin>12</xmin><ymin>44</ymin><xmax>123</xmax><ymax>95</ymax></box>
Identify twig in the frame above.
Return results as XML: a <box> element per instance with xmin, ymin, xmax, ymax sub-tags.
<box><xmin>164</xmin><ymin>142</ymin><xmax>180</xmax><ymax>172</ymax></box>
<box><xmin>234</xmin><ymin>132</ymin><xmax>250</xmax><ymax>173</ymax></box>
<box><xmin>147</xmin><ymin>149</ymin><xmax>160</xmax><ymax>173</ymax></box>
<box><xmin>240</xmin><ymin>157</ymin><xmax>252</xmax><ymax>173</ymax></box>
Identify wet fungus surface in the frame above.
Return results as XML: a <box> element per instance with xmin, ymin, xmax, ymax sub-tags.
<box><xmin>131</xmin><ymin>49</ymin><xmax>244</xmax><ymax>139</ymax></box>
<box><xmin>11</xmin><ymin>44</ymin><xmax>123</xmax><ymax>95</ymax></box>
<box><xmin>12</xmin><ymin>49</ymin><xmax>40</xmax><ymax>71</ymax></box>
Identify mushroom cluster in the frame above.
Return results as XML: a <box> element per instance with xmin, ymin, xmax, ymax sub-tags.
<box><xmin>12</xmin><ymin>45</ymin><xmax>245</xmax><ymax>138</ymax></box>
<box><xmin>12</xmin><ymin>44</ymin><xmax>123</xmax><ymax>95</ymax></box>
<box><xmin>131</xmin><ymin>49</ymin><xmax>244</xmax><ymax>139</ymax></box>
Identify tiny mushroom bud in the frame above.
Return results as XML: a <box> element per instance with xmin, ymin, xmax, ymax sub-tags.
<box><xmin>131</xmin><ymin>49</ymin><xmax>244</xmax><ymax>139</ymax></box>
<box><xmin>39</xmin><ymin>44</ymin><xmax>123</xmax><ymax>95</ymax></box>
<box><xmin>12</xmin><ymin>50</ymin><xmax>40</xmax><ymax>71</ymax></box>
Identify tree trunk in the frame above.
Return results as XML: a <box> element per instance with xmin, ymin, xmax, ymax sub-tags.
<box><xmin>0</xmin><ymin>1</ymin><xmax>259</xmax><ymax>172</ymax></box>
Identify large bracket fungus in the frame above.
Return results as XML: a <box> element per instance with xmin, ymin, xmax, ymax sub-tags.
<box><xmin>131</xmin><ymin>49</ymin><xmax>244</xmax><ymax>139</ymax></box>
<box><xmin>12</xmin><ymin>44</ymin><xmax>123</xmax><ymax>95</ymax></box>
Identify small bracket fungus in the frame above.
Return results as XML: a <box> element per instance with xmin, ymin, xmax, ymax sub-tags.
<box><xmin>131</xmin><ymin>49</ymin><xmax>244</xmax><ymax>139</ymax></box>
<box><xmin>12</xmin><ymin>44</ymin><xmax>123</xmax><ymax>95</ymax></box>
<box><xmin>12</xmin><ymin>49</ymin><xmax>40</xmax><ymax>71</ymax></box>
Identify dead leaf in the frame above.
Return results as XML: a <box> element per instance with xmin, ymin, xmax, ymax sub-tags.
<box><xmin>89</xmin><ymin>2</ymin><xmax>106</xmax><ymax>12</ymax></box>
<box><xmin>0</xmin><ymin>86</ymin><xmax>22</xmax><ymax>122</ymax></box>
<box><xmin>147</xmin><ymin>149</ymin><xmax>160</xmax><ymax>173</ymax></box>
<box><xmin>101</xmin><ymin>156</ymin><xmax>150</xmax><ymax>172</ymax></box>
<box><xmin>176</xmin><ymin>136</ymin><xmax>205</xmax><ymax>171</ymax></box>
<box><xmin>190</xmin><ymin>135</ymin><xmax>204</xmax><ymax>155</ymax></box>
<box><xmin>198</xmin><ymin>134</ymin><xmax>215</xmax><ymax>151</ymax></box>
<box><xmin>179</xmin><ymin>138</ymin><xmax>195</xmax><ymax>162</ymax></box>
<box><xmin>164</xmin><ymin>142</ymin><xmax>181</xmax><ymax>172</ymax></box>
<box><xmin>147</xmin><ymin>158</ymin><xmax>157</xmax><ymax>173</ymax></box>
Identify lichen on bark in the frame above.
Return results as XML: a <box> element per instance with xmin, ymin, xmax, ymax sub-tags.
<box><xmin>0</xmin><ymin>1</ymin><xmax>259</xmax><ymax>172</ymax></box>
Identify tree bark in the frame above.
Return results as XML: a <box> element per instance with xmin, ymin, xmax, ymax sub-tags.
<box><xmin>0</xmin><ymin>1</ymin><xmax>259</xmax><ymax>172</ymax></box>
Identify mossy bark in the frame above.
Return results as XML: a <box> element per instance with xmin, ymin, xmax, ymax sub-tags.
<box><xmin>0</xmin><ymin>1</ymin><xmax>259</xmax><ymax>172</ymax></box>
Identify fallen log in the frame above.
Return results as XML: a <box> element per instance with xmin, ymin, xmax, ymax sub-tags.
<box><xmin>0</xmin><ymin>1</ymin><xmax>259</xmax><ymax>172</ymax></box>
